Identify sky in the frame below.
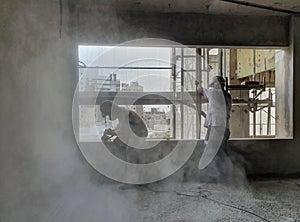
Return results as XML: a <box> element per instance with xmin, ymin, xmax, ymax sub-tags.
<box><xmin>78</xmin><ymin>45</ymin><xmax>174</xmax><ymax>112</ymax></box>
<box><xmin>78</xmin><ymin>45</ymin><xmax>172</xmax><ymax>91</ymax></box>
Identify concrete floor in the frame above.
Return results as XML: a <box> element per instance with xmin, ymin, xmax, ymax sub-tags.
<box><xmin>114</xmin><ymin>179</ymin><xmax>300</xmax><ymax>222</ymax></box>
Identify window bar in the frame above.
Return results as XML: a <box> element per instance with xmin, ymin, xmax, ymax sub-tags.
<box><xmin>253</xmin><ymin>49</ymin><xmax>256</xmax><ymax>137</ymax></box>
<box><xmin>267</xmin><ymin>88</ymin><xmax>271</xmax><ymax>135</ymax></box>
<box><xmin>218</xmin><ymin>48</ymin><xmax>223</xmax><ymax>77</ymax></box>
<box><xmin>206</xmin><ymin>49</ymin><xmax>210</xmax><ymax>89</ymax></box>
<box><xmin>196</xmin><ymin>48</ymin><xmax>202</xmax><ymax>139</ymax></box>
<box><xmin>180</xmin><ymin>48</ymin><xmax>184</xmax><ymax>139</ymax></box>
<box><xmin>79</xmin><ymin>66</ymin><xmax>173</xmax><ymax>70</ymax></box>
<box><xmin>260</xmin><ymin>92</ymin><xmax>262</xmax><ymax>135</ymax></box>
<box><xmin>172</xmin><ymin>48</ymin><xmax>177</xmax><ymax>139</ymax></box>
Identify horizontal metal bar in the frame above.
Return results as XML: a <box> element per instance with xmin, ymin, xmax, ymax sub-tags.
<box><xmin>220</xmin><ymin>0</ymin><xmax>300</xmax><ymax>15</ymax></box>
<box><xmin>175</xmin><ymin>55</ymin><xmax>196</xmax><ymax>58</ymax></box>
<box><xmin>78</xmin><ymin>91</ymin><xmax>199</xmax><ymax>105</ymax></box>
<box><xmin>228</xmin><ymin>85</ymin><xmax>265</xmax><ymax>90</ymax></box>
<box><xmin>183</xmin><ymin>69</ymin><xmax>196</xmax><ymax>72</ymax></box>
<box><xmin>78</xmin><ymin>92</ymin><xmax>273</xmax><ymax>109</ymax></box>
<box><xmin>182</xmin><ymin>69</ymin><xmax>209</xmax><ymax>72</ymax></box>
<box><xmin>79</xmin><ymin>66</ymin><xmax>172</xmax><ymax>70</ymax></box>
<box><xmin>232</xmin><ymin>99</ymin><xmax>273</xmax><ymax>107</ymax></box>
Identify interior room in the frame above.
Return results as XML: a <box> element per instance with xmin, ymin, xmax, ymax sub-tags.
<box><xmin>1</xmin><ymin>0</ymin><xmax>300</xmax><ymax>221</ymax></box>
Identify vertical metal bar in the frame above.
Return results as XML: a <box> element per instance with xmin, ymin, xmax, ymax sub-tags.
<box><xmin>206</xmin><ymin>49</ymin><xmax>210</xmax><ymax>86</ymax></box>
<box><xmin>253</xmin><ymin>49</ymin><xmax>256</xmax><ymax>80</ymax></box>
<box><xmin>218</xmin><ymin>48</ymin><xmax>223</xmax><ymax>77</ymax></box>
<box><xmin>206</xmin><ymin>49</ymin><xmax>210</xmax><ymax>88</ymax></box>
<box><xmin>267</xmin><ymin>88</ymin><xmax>271</xmax><ymax>135</ymax></box>
<box><xmin>172</xmin><ymin>48</ymin><xmax>176</xmax><ymax>139</ymax></box>
<box><xmin>253</xmin><ymin>49</ymin><xmax>257</xmax><ymax>137</ymax></box>
<box><xmin>196</xmin><ymin>48</ymin><xmax>202</xmax><ymax>139</ymax></box>
<box><xmin>180</xmin><ymin>48</ymin><xmax>184</xmax><ymax>139</ymax></box>
<box><xmin>223</xmin><ymin>49</ymin><xmax>227</xmax><ymax>78</ymax></box>
<box><xmin>259</xmin><ymin>87</ymin><xmax>262</xmax><ymax>136</ymax></box>
<box><xmin>253</xmin><ymin>110</ymin><xmax>256</xmax><ymax>137</ymax></box>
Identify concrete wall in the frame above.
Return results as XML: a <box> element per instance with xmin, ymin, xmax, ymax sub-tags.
<box><xmin>231</xmin><ymin>17</ymin><xmax>300</xmax><ymax>176</ymax></box>
<box><xmin>275</xmin><ymin>49</ymin><xmax>293</xmax><ymax>138</ymax></box>
<box><xmin>0</xmin><ymin>1</ymin><xmax>299</xmax><ymax>220</ymax></box>
<box><xmin>77</xmin><ymin>7</ymin><xmax>289</xmax><ymax>46</ymax></box>
<box><xmin>0</xmin><ymin>1</ymin><xmax>139</xmax><ymax>222</ymax></box>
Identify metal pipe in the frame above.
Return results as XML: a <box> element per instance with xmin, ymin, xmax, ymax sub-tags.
<box><xmin>172</xmin><ymin>48</ymin><xmax>176</xmax><ymax>139</ymax></box>
<box><xmin>220</xmin><ymin>0</ymin><xmax>300</xmax><ymax>15</ymax></box>
<box><xmin>253</xmin><ymin>108</ymin><xmax>256</xmax><ymax>137</ymax></box>
<box><xmin>196</xmin><ymin>48</ymin><xmax>202</xmax><ymax>139</ymax></box>
<box><xmin>79</xmin><ymin>66</ymin><xmax>172</xmax><ymax>70</ymax></box>
<box><xmin>218</xmin><ymin>49</ymin><xmax>223</xmax><ymax>77</ymax></box>
<box><xmin>180</xmin><ymin>48</ymin><xmax>184</xmax><ymax>139</ymax></box>
<box><xmin>253</xmin><ymin>49</ymin><xmax>256</xmax><ymax>80</ymax></box>
<box><xmin>267</xmin><ymin>88</ymin><xmax>271</xmax><ymax>135</ymax></box>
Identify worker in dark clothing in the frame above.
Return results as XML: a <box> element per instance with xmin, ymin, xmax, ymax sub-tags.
<box><xmin>195</xmin><ymin>76</ymin><xmax>233</xmax><ymax>182</ymax></box>
<box><xmin>100</xmin><ymin>100</ymin><xmax>148</xmax><ymax>163</ymax></box>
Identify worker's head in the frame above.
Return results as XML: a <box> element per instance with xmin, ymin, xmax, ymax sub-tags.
<box><xmin>100</xmin><ymin>100</ymin><xmax>118</xmax><ymax>120</ymax></box>
<box><xmin>209</xmin><ymin>76</ymin><xmax>225</xmax><ymax>89</ymax></box>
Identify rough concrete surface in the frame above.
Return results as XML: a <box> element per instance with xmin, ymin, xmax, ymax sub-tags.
<box><xmin>115</xmin><ymin>179</ymin><xmax>300</xmax><ymax>222</ymax></box>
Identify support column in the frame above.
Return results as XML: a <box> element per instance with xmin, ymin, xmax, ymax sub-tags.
<box><xmin>229</xmin><ymin>49</ymin><xmax>250</xmax><ymax>138</ymax></box>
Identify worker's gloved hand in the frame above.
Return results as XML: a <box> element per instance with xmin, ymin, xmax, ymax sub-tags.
<box><xmin>101</xmin><ymin>128</ymin><xmax>117</xmax><ymax>143</ymax></box>
<box><xmin>104</xmin><ymin>128</ymin><xmax>116</xmax><ymax>136</ymax></box>
<box><xmin>101</xmin><ymin>134</ymin><xmax>111</xmax><ymax>143</ymax></box>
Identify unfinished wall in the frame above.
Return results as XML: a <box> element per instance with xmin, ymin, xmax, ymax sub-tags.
<box><xmin>0</xmin><ymin>1</ymin><xmax>300</xmax><ymax>221</ymax></box>
<box><xmin>76</xmin><ymin>7</ymin><xmax>289</xmax><ymax>46</ymax></box>
<box><xmin>0</xmin><ymin>1</ymin><xmax>139</xmax><ymax>222</ymax></box>
<box><xmin>229</xmin><ymin>49</ymin><xmax>250</xmax><ymax>138</ymax></box>
<box><xmin>275</xmin><ymin>49</ymin><xmax>293</xmax><ymax>138</ymax></box>
<box><xmin>228</xmin><ymin>16</ymin><xmax>300</xmax><ymax>175</ymax></box>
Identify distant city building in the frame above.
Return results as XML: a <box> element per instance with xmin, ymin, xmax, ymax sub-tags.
<box><xmin>143</xmin><ymin>108</ymin><xmax>169</xmax><ymax>130</ymax></box>
<box><xmin>121</xmin><ymin>81</ymin><xmax>143</xmax><ymax>92</ymax></box>
<box><xmin>121</xmin><ymin>81</ymin><xmax>144</xmax><ymax>117</ymax></box>
<box><xmin>79</xmin><ymin>70</ymin><xmax>120</xmax><ymax>92</ymax></box>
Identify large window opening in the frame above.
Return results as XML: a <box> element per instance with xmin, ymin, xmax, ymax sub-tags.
<box><xmin>77</xmin><ymin>46</ymin><xmax>292</xmax><ymax>142</ymax></box>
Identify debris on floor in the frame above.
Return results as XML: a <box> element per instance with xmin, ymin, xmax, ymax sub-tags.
<box><xmin>117</xmin><ymin>179</ymin><xmax>300</xmax><ymax>221</ymax></box>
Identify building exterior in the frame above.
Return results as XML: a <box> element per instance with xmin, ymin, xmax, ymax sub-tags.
<box><xmin>143</xmin><ymin>108</ymin><xmax>170</xmax><ymax>138</ymax></box>
<box><xmin>121</xmin><ymin>81</ymin><xmax>144</xmax><ymax>117</ymax></box>
<box><xmin>79</xmin><ymin>70</ymin><xmax>120</xmax><ymax>92</ymax></box>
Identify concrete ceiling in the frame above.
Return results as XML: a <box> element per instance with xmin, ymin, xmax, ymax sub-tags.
<box><xmin>77</xmin><ymin>0</ymin><xmax>300</xmax><ymax>16</ymax></box>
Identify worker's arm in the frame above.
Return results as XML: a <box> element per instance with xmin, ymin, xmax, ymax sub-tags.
<box><xmin>195</xmin><ymin>80</ymin><xmax>204</xmax><ymax>96</ymax></box>
<box><xmin>129</xmin><ymin>112</ymin><xmax>148</xmax><ymax>138</ymax></box>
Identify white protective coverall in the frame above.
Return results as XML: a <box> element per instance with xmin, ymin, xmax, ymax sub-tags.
<box><xmin>198</xmin><ymin>83</ymin><xmax>232</xmax><ymax>182</ymax></box>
